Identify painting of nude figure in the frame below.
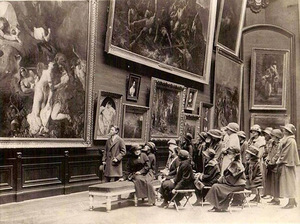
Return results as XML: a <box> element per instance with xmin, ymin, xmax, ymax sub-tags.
<box><xmin>0</xmin><ymin>0</ymin><xmax>96</xmax><ymax>148</ymax></box>
<box><xmin>106</xmin><ymin>0</ymin><xmax>217</xmax><ymax>84</ymax></box>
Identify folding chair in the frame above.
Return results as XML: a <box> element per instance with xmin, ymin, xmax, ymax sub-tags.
<box><xmin>201</xmin><ymin>186</ymin><xmax>211</xmax><ymax>207</ymax></box>
<box><xmin>228</xmin><ymin>189</ymin><xmax>252</xmax><ymax>213</ymax></box>
<box><xmin>166</xmin><ymin>189</ymin><xmax>195</xmax><ymax>212</ymax></box>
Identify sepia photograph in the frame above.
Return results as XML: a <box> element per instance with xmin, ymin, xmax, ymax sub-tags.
<box><xmin>105</xmin><ymin>0</ymin><xmax>217</xmax><ymax>84</ymax></box>
<box><xmin>250</xmin><ymin>48</ymin><xmax>289</xmax><ymax>110</ymax></box>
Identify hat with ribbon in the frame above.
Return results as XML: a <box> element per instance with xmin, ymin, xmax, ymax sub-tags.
<box><xmin>250</xmin><ymin>124</ymin><xmax>261</xmax><ymax>133</ymax></box>
<box><xmin>246</xmin><ymin>145</ymin><xmax>259</xmax><ymax>157</ymax></box>
<box><xmin>178</xmin><ymin>150</ymin><xmax>189</xmax><ymax>160</ymax></box>
<box><xmin>225</xmin><ymin>122</ymin><xmax>239</xmax><ymax>133</ymax></box>
<box><xmin>262</xmin><ymin>127</ymin><xmax>273</xmax><ymax>136</ymax></box>
<box><xmin>237</xmin><ymin>131</ymin><xmax>246</xmax><ymax>139</ymax></box>
<box><xmin>270</xmin><ymin>129</ymin><xmax>283</xmax><ymax>139</ymax></box>
<box><xmin>280</xmin><ymin>124</ymin><xmax>296</xmax><ymax>135</ymax></box>
<box><xmin>207</xmin><ymin>129</ymin><xmax>223</xmax><ymax>139</ymax></box>
<box><xmin>203</xmin><ymin>148</ymin><xmax>216</xmax><ymax>158</ymax></box>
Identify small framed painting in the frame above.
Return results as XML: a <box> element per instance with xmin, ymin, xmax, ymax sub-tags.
<box><xmin>126</xmin><ymin>74</ymin><xmax>141</xmax><ymax>102</ymax></box>
<box><xmin>199</xmin><ymin>102</ymin><xmax>213</xmax><ymax>132</ymax></box>
<box><xmin>185</xmin><ymin>88</ymin><xmax>198</xmax><ymax>111</ymax></box>
<box><xmin>183</xmin><ymin>113</ymin><xmax>200</xmax><ymax>139</ymax></box>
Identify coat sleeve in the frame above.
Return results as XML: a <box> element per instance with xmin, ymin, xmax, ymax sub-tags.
<box><xmin>102</xmin><ymin>143</ymin><xmax>108</xmax><ymax>162</ymax></box>
<box><xmin>277</xmin><ymin>137</ymin><xmax>299</xmax><ymax>166</ymax></box>
<box><xmin>138</xmin><ymin>154</ymin><xmax>150</xmax><ymax>174</ymax></box>
<box><xmin>115</xmin><ymin>138</ymin><xmax>126</xmax><ymax>161</ymax></box>
<box><xmin>174</xmin><ymin>162</ymin><xmax>193</xmax><ymax>190</ymax></box>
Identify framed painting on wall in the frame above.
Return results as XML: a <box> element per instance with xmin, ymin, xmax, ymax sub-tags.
<box><xmin>213</xmin><ymin>49</ymin><xmax>243</xmax><ymax>129</ymax></box>
<box><xmin>0</xmin><ymin>0</ymin><xmax>97</xmax><ymax>148</ymax></box>
<box><xmin>122</xmin><ymin>104</ymin><xmax>149</xmax><ymax>144</ymax></box>
<box><xmin>149</xmin><ymin>78</ymin><xmax>185</xmax><ymax>140</ymax></box>
<box><xmin>183</xmin><ymin>113</ymin><xmax>200</xmax><ymax>140</ymax></box>
<box><xmin>185</xmin><ymin>88</ymin><xmax>198</xmax><ymax>111</ymax></box>
<box><xmin>105</xmin><ymin>0</ymin><xmax>218</xmax><ymax>84</ymax></box>
<box><xmin>126</xmin><ymin>73</ymin><xmax>141</xmax><ymax>102</ymax></box>
<box><xmin>94</xmin><ymin>91</ymin><xmax>123</xmax><ymax>140</ymax></box>
<box><xmin>199</xmin><ymin>102</ymin><xmax>213</xmax><ymax>132</ymax></box>
<box><xmin>250</xmin><ymin>48</ymin><xmax>289</xmax><ymax>110</ymax></box>
<box><xmin>250</xmin><ymin>113</ymin><xmax>290</xmax><ymax>130</ymax></box>
<box><xmin>215</xmin><ymin>0</ymin><xmax>247</xmax><ymax>56</ymax></box>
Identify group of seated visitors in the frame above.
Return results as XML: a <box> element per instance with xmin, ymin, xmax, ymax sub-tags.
<box><xmin>102</xmin><ymin>122</ymin><xmax>299</xmax><ymax>211</ymax></box>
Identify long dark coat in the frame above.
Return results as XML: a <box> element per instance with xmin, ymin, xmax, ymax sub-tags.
<box><xmin>205</xmin><ymin>160</ymin><xmax>246</xmax><ymax>210</ymax></box>
<box><xmin>245</xmin><ymin>159</ymin><xmax>262</xmax><ymax>189</ymax></box>
<box><xmin>127</xmin><ymin>153</ymin><xmax>156</xmax><ymax>204</ymax></box>
<box><xmin>102</xmin><ymin>135</ymin><xmax>126</xmax><ymax>177</ymax></box>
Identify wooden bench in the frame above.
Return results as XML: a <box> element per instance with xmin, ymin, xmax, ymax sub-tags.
<box><xmin>89</xmin><ymin>180</ymin><xmax>161</xmax><ymax>212</ymax></box>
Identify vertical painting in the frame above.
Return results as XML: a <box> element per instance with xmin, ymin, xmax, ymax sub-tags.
<box><xmin>183</xmin><ymin>113</ymin><xmax>200</xmax><ymax>139</ymax></box>
<box><xmin>122</xmin><ymin>104</ymin><xmax>149</xmax><ymax>144</ymax></box>
<box><xmin>250</xmin><ymin>48</ymin><xmax>289</xmax><ymax>110</ymax></box>
<box><xmin>215</xmin><ymin>0</ymin><xmax>247</xmax><ymax>56</ymax></box>
<box><xmin>250</xmin><ymin>113</ymin><xmax>290</xmax><ymax>130</ymax></box>
<box><xmin>105</xmin><ymin>0</ymin><xmax>217</xmax><ymax>84</ymax></box>
<box><xmin>185</xmin><ymin>88</ymin><xmax>198</xmax><ymax>111</ymax></box>
<box><xmin>213</xmin><ymin>50</ymin><xmax>243</xmax><ymax>129</ymax></box>
<box><xmin>149</xmin><ymin>78</ymin><xmax>185</xmax><ymax>140</ymax></box>
<box><xmin>0</xmin><ymin>0</ymin><xmax>96</xmax><ymax>148</ymax></box>
<box><xmin>94</xmin><ymin>91</ymin><xmax>122</xmax><ymax>140</ymax></box>
<box><xmin>199</xmin><ymin>102</ymin><xmax>213</xmax><ymax>132</ymax></box>
<box><xmin>126</xmin><ymin>73</ymin><xmax>141</xmax><ymax>102</ymax></box>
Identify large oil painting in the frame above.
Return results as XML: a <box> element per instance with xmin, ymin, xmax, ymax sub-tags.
<box><xmin>0</xmin><ymin>0</ymin><xmax>96</xmax><ymax>148</ymax></box>
<box><xmin>250</xmin><ymin>48</ymin><xmax>289</xmax><ymax>110</ymax></box>
<box><xmin>122</xmin><ymin>104</ymin><xmax>149</xmax><ymax>144</ymax></box>
<box><xmin>94</xmin><ymin>91</ymin><xmax>123</xmax><ymax>140</ymax></box>
<box><xmin>105</xmin><ymin>0</ymin><xmax>217</xmax><ymax>84</ymax></box>
<box><xmin>213</xmin><ymin>50</ymin><xmax>243</xmax><ymax>129</ymax></box>
<box><xmin>215</xmin><ymin>0</ymin><xmax>247</xmax><ymax>56</ymax></box>
<box><xmin>150</xmin><ymin>78</ymin><xmax>185</xmax><ymax>140</ymax></box>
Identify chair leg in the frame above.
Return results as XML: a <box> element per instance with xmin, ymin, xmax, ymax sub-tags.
<box><xmin>243</xmin><ymin>193</ymin><xmax>251</xmax><ymax>208</ymax></box>
<box><xmin>89</xmin><ymin>195</ymin><xmax>94</xmax><ymax>211</ymax></box>
<box><xmin>134</xmin><ymin>193</ymin><xmax>138</xmax><ymax>207</ymax></box>
<box><xmin>106</xmin><ymin>196</ymin><xmax>112</xmax><ymax>212</ymax></box>
<box><xmin>168</xmin><ymin>192</ymin><xmax>179</xmax><ymax>211</ymax></box>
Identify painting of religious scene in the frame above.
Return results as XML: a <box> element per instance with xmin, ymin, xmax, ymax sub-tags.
<box><xmin>106</xmin><ymin>0</ymin><xmax>217</xmax><ymax>84</ymax></box>
<box><xmin>94</xmin><ymin>91</ymin><xmax>122</xmax><ymax>140</ymax></box>
<box><xmin>213</xmin><ymin>50</ymin><xmax>243</xmax><ymax>129</ymax></box>
<box><xmin>0</xmin><ymin>1</ymin><xmax>94</xmax><ymax>147</ymax></box>
<box><xmin>215</xmin><ymin>0</ymin><xmax>247</xmax><ymax>56</ymax></box>
<box><xmin>150</xmin><ymin>78</ymin><xmax>185</xmax><ymax>139</ymax></box>
<box><xmin>183</xmin><ymin>113</ymin><xmax>200</xmax><ymax>139</ymax></box>
<box><xmin>122</xmin><ymin>104</ymin><xmax>149</xmax><ymax>143</ymax></box>
<box><xmin>250</xmin><ymin>48</ymin><xmax>289</xmax><ymax>110</ymax></box>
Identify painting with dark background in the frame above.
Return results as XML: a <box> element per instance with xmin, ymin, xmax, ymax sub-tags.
<box><xmin>251</xmin><ymin>114</ymin><xmax>290</xmax><ymax>130</ymax></box>
<box><xmin>108</xmin><ymin>0</ymin><xmax>216</xmax><ymax>82</ymax></box>
<box><xmin>123</xmin><ymin>111</ymin><xmax>143</xmax><ymax>139</ymax></box>
<box><xmin>0</xmin><ymin>1</ymin><xmax>89</xmax><ymax>140</ymax></box>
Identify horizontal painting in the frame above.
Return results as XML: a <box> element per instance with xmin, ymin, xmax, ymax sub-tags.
<box><xmin>250</xmin><ymin>48</ymin><xmax>289</xmax><ymax>110</ymax></box>
<box><xmin>213</xmin><ymin>50</ymin><xmax>243</xmax><ymax>129</ymax></box>
<box><xmin>105</xmin><ymin>0</ymin><xmax>217</xmax><ymax>84</ymax></box>
<box><xmin>150</xmin><ymin>78</ymin><xmax>185</xmax><ymax>140</ymax></box>
<box><xmin>183</xmin><ymin>113</ymin><xmax>200</xmax><ymax>139</ymax></box>
<box><xmin>250</xmin><ymin>113</ymin><xmax>290</xmax><ymax>130</ymax></box>
<box><xmin>94</xmin><ymin>91</ymin><xmax>122</xmax><ymax>140</ymax></box>
<box><xmin>0</xmin><ymin>0</ymin><xmax>96</xmax><ymax>148</ymax></box>
<box><xmin>122</xmin><ymin>104</ymin><xmax>149</xmax><ymax>144</ymax></box>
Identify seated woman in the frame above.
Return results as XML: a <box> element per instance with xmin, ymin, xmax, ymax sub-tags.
<box><xmin>127</xmin><ymin>144</ymin><xmax>156</xmax><ymax>205</ymax></box>
<box><xmin>160</xmin><ymin>150</ymin><xmax>194</xmax><ymax>208</ymax></box>
<box><xmin>205</xmin><ymin>147</ymin><xmax>246</xmax><ymax>212</ymax></box>
<box><xmin>193</xmin><ymin>148</ymin><xmax>221</xmax><ymax>206</ymax></box>
<box><xmin>245</xmin><ymin>145</ymin><xmax>263</xmax><ymax>203</ymax></box>
<box><xmin>142</xmin><ymin>141</ymin><xmax>157</xmax><ymax>177</ymax></box>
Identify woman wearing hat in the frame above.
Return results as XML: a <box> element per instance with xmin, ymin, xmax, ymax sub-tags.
<box><xmin>205</xmin><ymin>129</ymin><xmax>224</xmax><ymax>166</ymax></box>
<box><xmin>193</xmin><ymin>148</ymin><xmax>221</xmax><ymax>206</ymax></box>
<box><xmin>127</xmin><ymin>144</ymin><xmax>156</xmax><ymax>205</ymax></box>
<box><xmin>194</xmin><ymin>132</ymin><xmax>208</xmax><ymax>173</ymax></box>
<box><xmin>160</xmin><ymin>150</ymin><xmax>194</xmax><ymax>208</ymax></box>
<box><xmin>205</xmin><ymin>147</ymin><xmax>246</xmax><ymax>212</ymax></box>
<box><xmin>245</xmin><ymin>145</ymin><xmax>263</xmax><ymax>203</ymax></box>
<box><xmin>142</xmin><ymin>142</ymin><xmax>157</xmax><ymax>177</ymax></box>
<box><xmin>181</xmin><ymin>133</ymin><xmax>194</xmax><ymax>162</ymax></box>
<box><xmin>237</xmin><ymin>131</ymin><xmax>248</xmax><ymax>167</ymax></box>
<box><xmin>248</xmin><ymin>124</ymin><xmax>266</xmax><ymax>159</ymax></box>
<box><xmin>265</xmin><ymin>129</ymin><xmax>282</xmax><ymax>205</ymax></box>
<box><xmin>276</xmin><ymin>124</ymin><xmax>299</xmax><ymax>209</ymax></box>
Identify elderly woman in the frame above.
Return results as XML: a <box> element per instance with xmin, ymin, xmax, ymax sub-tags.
<box><xmin>277</xmin><ymin>124</ymin><xmax>299</xmax><ymax>209</ymax></box>
<box><xmin>127</xmin><ymin>144</ymin><xmax>156</xmax><ymax>205</ymax></box>
<box><xmin>205</xmin><ymin>147</ymin><xmax>246</xmax><ymax>212</ymax></box>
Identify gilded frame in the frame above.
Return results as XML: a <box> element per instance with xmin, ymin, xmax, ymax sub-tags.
<box><xmin>126</xmin><ymin>73</ymin><xmax>141</xmax><ymax>102</ymax></box>
<box><xmin>250</xmin><ymin>113</ymin><xmax>290</xmax><ymax>130</ymax></box>
<box><xmin>0</xmin><ymin>0</ymin><xmax>97</xmax><ymax>148</ymax></box>
<box><xmin>250</xmin><ymin>48</ymin><xmax>289</xmax><ymax>110</ymax></box>
<box><xmin>105</xmin><ymin>0</ymin><xmax>217</xmax><ymax>84</ymax></box>
<box><xmin>122</xmin><ymin>104</ymin><xmax>149</xmax><ymax>144</ymax></box>
<box><xmin>149</xmin><ymin>78</ymin><xmax>185</xmax><ymax>141</ymax></box>
<box><xmin>215</xmin><ymin>0</ymin><xmax>247</xmax><ymax>57</ymax></box>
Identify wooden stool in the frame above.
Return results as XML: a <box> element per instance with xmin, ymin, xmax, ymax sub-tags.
<box><xmin>228</xmin><ymin>189</ymin><xmax>252</xmax><ymax>213</ymax></box>
<box><xmin>166</xmin><ymin>189</ymin><xmax>195</xmax><ymax>212</ymax></box>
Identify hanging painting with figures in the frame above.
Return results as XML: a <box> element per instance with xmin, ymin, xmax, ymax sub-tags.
<box><xmin>0</xmin><ymin>0</ymin><xmax>96</xmax><ymax>148</ymax></box>
<box><xmin>94</xmin><ymin>91</ymin><xmax>123</xmax><ymax>140</ymax></box>
<box><xmin>185</xmin><ymin>88</ymin><xmax>198</xmax><ymax>111</ymax></box>
<box><xmin>183</xmin><ymin>113</ymin><xmax>200</xmax><ymax>139</ymax></box>
<box><xmin>105</xmin><ymin>0</ymin><xmax>217</xmax><ymax>84</ymax></box>
<box><xmin>199</xmin><ymin>102</ymin><xmax>213</xmax><ymax>132</ymax></box>
<box><xmin>122</xmin><ymin>104</ymin><xmax>149</xmax><ymax>144</ymax></box>
<box><xmin>213</xmin><ymin>49</ymin><xmax>243</xmax><ymax>129</ymax></box>
<box><xmin>149</xmin><ymin>78</ymin><xmax>185</xmax><ymax>140</ymax></box>
<box><xmin>250</xmin><ymin>48</ymin><xmax>289</xmax><ymax>110</ymax></box>
<box><xmin>126</xmin><ymin>73</ymin><xmax>141</xmax><ymax>102</ymax></box>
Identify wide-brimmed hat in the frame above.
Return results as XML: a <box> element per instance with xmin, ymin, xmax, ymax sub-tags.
<box><xmin>237</xmin><ymin>131</ymin><xmax>246</xmax><ymax>139</ymax></box>
<box><xmin>198</xmin><ymin>132</ymin><xmax>207</xmax><ymax>141</ymax></box>
<box><xmin>262</xmin><ymin>127</ymin><xmax>273</xmax><ymax>136</ymax></box>
<box><xmin>227</xmin><ymin>146</ymin><xmax>241</xmax><ymax>155</ymax></box>
<box><xmin>207</xmin><ymin>129</ymin><xmax>223</xmax><ymax>139</ymax></box>
<box><xmin>167</xmin><ymin>139</ymin><xmax>177</xmax><ymax>146</ymax></box>
<box><xmin>142</xmin><ymin>141</ymin><xmax>156</xmax><ymax>152</ymax></box>
<box><xmin>225</xmin><ymin>122</ymin><xmax>239</xmax><ymax>133</ymax></box>
<box><xmin>270</xmin><ymin>129</ymin><xmax>283</xmax><ymax>139</ymax></box>
<box><xmin>178</xmin><ymin>150</ymin><xmax>189</xmax><ymax>159</ymax></box>
<box><xmin>246</xmin><ymin>145</ymin><xmax>259</xmax><ymax>157</ymax></box>
<box><xmin>185</xmin><ymin>133</ymin><xmax>193</xmax><ymax>141</ymax></box>
<box><xmin>250</xmin><ymin>124</ymin><xmax>261</xmax><ymax>133</ymax></box>
<box><xmin>131</xmin><ymin>143</ymin><xmax>142</xmax><ymax>152</ymax></box>
<box><xmin>203</xmin><ymin>148</ymin><xmax>215</xmax><ymax>158</ymax></box>
<box><xmin>280</xmin><ymin>124</ymin><xmax>296</xmax><ymax>135</ymax></box>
